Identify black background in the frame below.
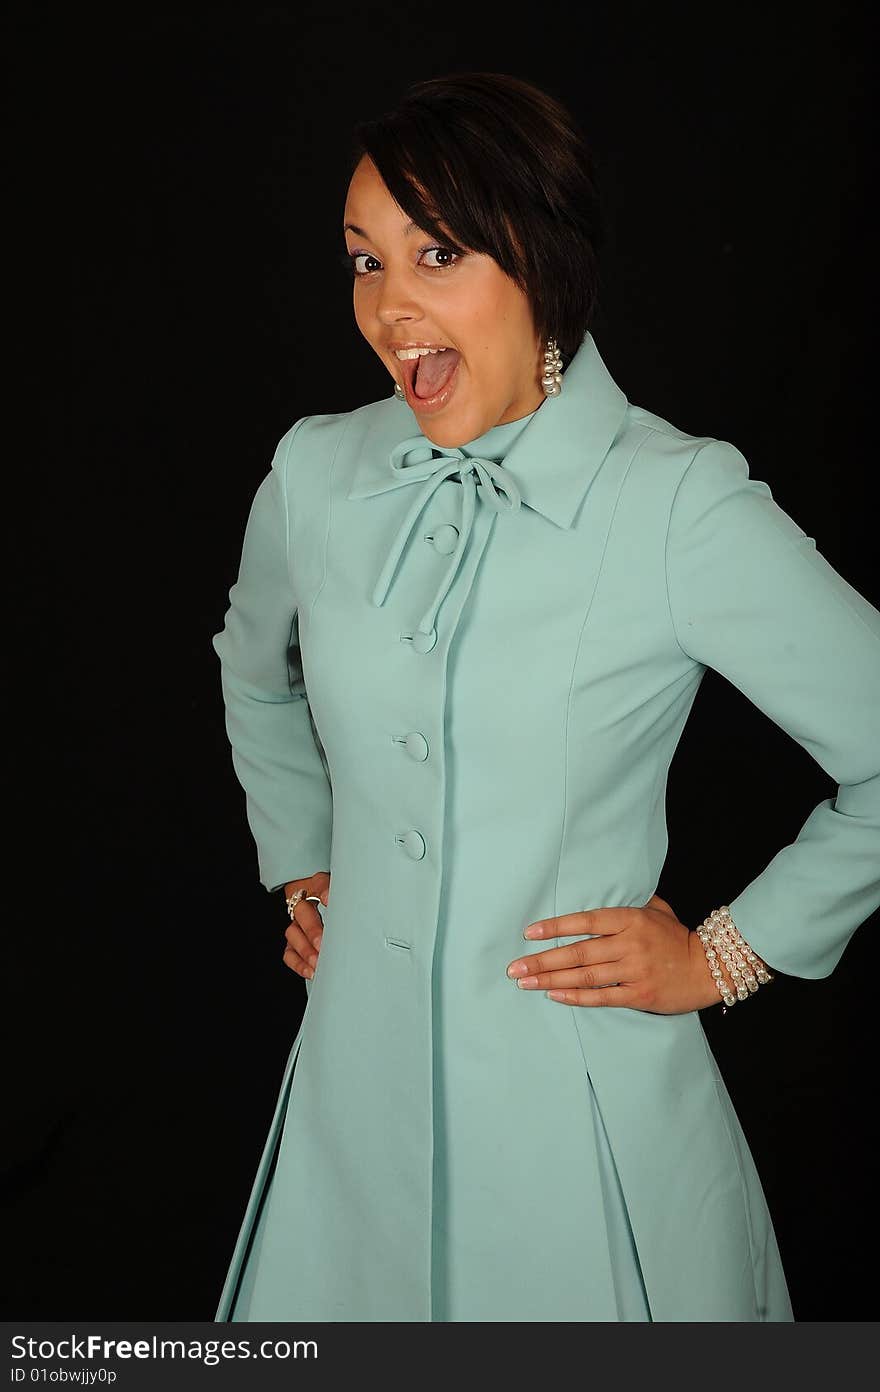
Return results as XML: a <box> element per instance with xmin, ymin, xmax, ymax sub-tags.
<box><xmin>6</xmin><ymin>3</ymin><xmax>876</xmax><ymax>1321</ymax></box>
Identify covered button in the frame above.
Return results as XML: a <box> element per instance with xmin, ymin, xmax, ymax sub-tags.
<box><xmin>411</xmin><ymin>628</ymin><xmax>437</xmax><ymax>653</ymax></box>
<box><xmin>397</xmin><ymin>830</ymin><xmax>426</xmax><ymax>860</ymax></box>
<box><xmin>429</xmin><ymin>523</ymin><xmax>460</xmax><ymax>555</ymax></box>
<box><xmin>404</xmin><ymin>732</ymin><xmax>429</xmax><ymax>761</ymax></box>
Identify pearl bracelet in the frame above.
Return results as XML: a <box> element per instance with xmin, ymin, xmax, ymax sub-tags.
<box><xmin>696</xmin><ymin>906</ymin><xmax>774</xmax><ymax>1014</ymax></box>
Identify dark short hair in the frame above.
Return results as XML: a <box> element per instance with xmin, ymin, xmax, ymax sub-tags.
<box><xmin>349</xmin><ymin>72</ymin><xmax>605</xmax><ymax>363</ymax></box>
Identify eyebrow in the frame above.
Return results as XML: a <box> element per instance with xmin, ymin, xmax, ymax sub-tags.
<box><xmin>343</xmin><ymin>220</ymin><xmax>420</xmax><ymax>239</ymax></box>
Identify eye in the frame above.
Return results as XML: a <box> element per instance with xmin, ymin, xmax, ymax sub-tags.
<box><xmin>419</xmin><ymin>246</ymin><xmax>459</xmax><ymax>270</ymax></box>
<box><xmin>345</xmin><ymin>252</ymin><xmax>381</xmax><ymax>277</ymax></box>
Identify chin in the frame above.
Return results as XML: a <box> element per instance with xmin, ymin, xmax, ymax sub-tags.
<box><xmin>417</xmin><ymin>406</ymin><xmax>485</xmax><ymax>450</ymax></box>
<box><xmin>418</xmin><ymin>420</ymin><xmax>465</xmax><ymax>448</ymax></box>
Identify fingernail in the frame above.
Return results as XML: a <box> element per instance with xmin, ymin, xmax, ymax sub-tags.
<box><xmin>524</xmin><ymin>925</ymin><xmax>542</xmax><ymax>939</ymax></box>
<box><xmin>308</xmin><ymin>953</ymin><xmax>318</xmax><ymax>967</ymax></box>
<box><xmin>507</xmin><ymin>961</ymin><xmax>528</xmax><ymax>977</ymax></box>
<box><xmin>516</xmin><ymin>975</ymin><xmax>539</xmax><ymax>988</ymax></box>
<box><xmin>546</xmin><ymin>990</ymin><xmax>567</xmax><ymax>1001</ymax></box>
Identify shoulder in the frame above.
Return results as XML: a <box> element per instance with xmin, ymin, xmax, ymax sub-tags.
<box><xmin>619</xmin><ymin>404</ymin><xmax>779</xmax><ymax>519</ymax></box>
<box><xmin>258</xmin><ymin>392</ymin><xmax>392</xmax><ymax>517</ymax></box>
<box><xmin>270</xmin><ymin>393</ymin><xmax>397</xmax><ymax>498</ymax></box>
<box><xmin>621</xmin><ymin>402</ymin><xmax>714</xmax><ymax>473</ymax></box>
<box><xmin>275</xmin><ymin>399</ymin><xmax>375</xmax><ymax>466</ymax></box>
<box><xmin>610</xmin><ymin>402</ymin><xmax>733</xmax><ymax>527</ymax></box>
<box><xmin>603</xmin><ymin>403</ymin><xmax>806</xmax><ymax>574</ymax></box>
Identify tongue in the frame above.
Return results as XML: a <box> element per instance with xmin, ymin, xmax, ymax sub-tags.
<box><xmin>414</xmin><ymin>349</ymin><xmax>460</xmax><ymax>399</ymax></box>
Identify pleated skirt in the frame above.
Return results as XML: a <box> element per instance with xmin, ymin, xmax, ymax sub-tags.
<box><xmin>221</xmin><ymin>1054</ymin><xmax>651</xmax><ymax>1323</ymax></box>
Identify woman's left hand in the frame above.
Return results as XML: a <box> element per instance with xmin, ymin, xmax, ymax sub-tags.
<box><xmin>505</xmin><ymin>893</ymin><xmax>720</xmax><ymax>1014</ymax></box>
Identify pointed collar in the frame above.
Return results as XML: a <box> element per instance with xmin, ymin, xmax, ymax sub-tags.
<box><xmin>344</xmin><ymin>331</ymin><xmax>629</xmax><ymax>529</ymax></box>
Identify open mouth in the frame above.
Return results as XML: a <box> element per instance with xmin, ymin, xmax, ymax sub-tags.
<box><xmin>397</xmin><ymin>348</ymin><xmax>462</xmax><ymax>413</ymax></box>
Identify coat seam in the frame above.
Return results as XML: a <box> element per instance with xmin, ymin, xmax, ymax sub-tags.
<box><xmin>706</xmin><ymin>1080</ymin><xmax>764</xmax><ymax>1318</ymax></box>
<box><xmin>552</xmin><ymin>425</ymin><xmax>655</xmax><ymax>919</ymax></box>
<box><xmin>662</xmin><ymin>439</ymin><xmax>713</xmax><ymax>660</ymax></box>
<box><xmin>552</xmin><ymin>422</ymin><xmax>655</xmax><ymax>1317</ymax></box>
<box><xmin>306</xmin><ymin>414</ymin><xmax>355</xmax><ymax>628</ymax></box>
<box><xmin>278</xmin><ymin>416</ymin><xmax>311</xmax><ymax>698</ymax></box>
<box><xmin>279</xmin><ymin>415</ymin><xmax>312</xmax><ymax>597</ymax></box>
<box><xmin>565</xmin><ymin>1019</ymin><xmax>654</xmax><ymax>1318</ymax></box>
<box><xmin>642</xmin><ymin>733</ymin><xmax>671</xmax><ymax>896</ymax></box>
<box><xmin>626</xmin><ymin>413</ymin><xmax>715</xmax><ymax>445</ymax></box>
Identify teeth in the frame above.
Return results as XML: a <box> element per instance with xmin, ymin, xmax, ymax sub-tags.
<box><xmin>394</xmin><ymin>346</ymin><xmax>447</xmax><ymax>360</ymax></box>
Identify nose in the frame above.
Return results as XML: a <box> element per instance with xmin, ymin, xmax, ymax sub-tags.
<box><xmin>374</xmin><ymin>263</ymin><xmax>424</xmax><ymax>327</ymax></box>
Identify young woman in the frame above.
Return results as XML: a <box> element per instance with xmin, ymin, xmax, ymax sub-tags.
<box><xmin>212</xmin><ymin>72</ymin><xmax>880</xmax><ymax>1322</ymax></box>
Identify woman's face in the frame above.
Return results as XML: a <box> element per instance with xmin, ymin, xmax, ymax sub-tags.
<box><xmin>343</xmin><ymin>155</ymin><xmax>545</xmax><ymax>447</ymax></box>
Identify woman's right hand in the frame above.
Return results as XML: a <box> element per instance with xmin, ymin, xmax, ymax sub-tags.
<box><xmin>282</xmin><ymin>872</ymin><xmax>330</xmax><ymax>979</ymax></box>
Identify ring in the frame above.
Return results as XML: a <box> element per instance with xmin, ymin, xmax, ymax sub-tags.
<box><xmin>285</xmin><ymin>888</ymin><xmax>305</xmax><ymax>918</ymax></box>
<box><xmin>286</xmin><ymin>888</ymin><xmax>324</xmax><ymax>919</ymax></box>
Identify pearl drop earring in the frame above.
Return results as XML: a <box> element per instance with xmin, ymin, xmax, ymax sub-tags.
<box><xmin>542</xmin><ymin>338</ymin><xmax>563</xmax><ymax>396</ymax></box>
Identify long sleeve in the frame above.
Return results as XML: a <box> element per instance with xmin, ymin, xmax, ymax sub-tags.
<box><xmin>212</xmin><ymin>416</ymin><xmax>333</xmax><ymax>892</ymax></box>
<box><xmin>665</xmin><ymin>438</ymin><xmax>880</xmax><ymax>979</ymax></box>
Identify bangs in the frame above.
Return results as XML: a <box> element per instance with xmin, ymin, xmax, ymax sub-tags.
<box><xmin>350</xmin><ymin>111</ymin><xmax>529</xmax><ymax>288</ymax></box>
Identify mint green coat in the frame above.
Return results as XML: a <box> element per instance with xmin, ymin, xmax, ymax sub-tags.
<box><xmin>212</xmin><ymin>331</ymin><xmax>880</xmax><ymax>1322</ymax></box>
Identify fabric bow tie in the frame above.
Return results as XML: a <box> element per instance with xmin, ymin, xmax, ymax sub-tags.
<box><xmin>370</xmin><ymin>434</ymin><xmax>523</xmax><ymax>639</ymax></box>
